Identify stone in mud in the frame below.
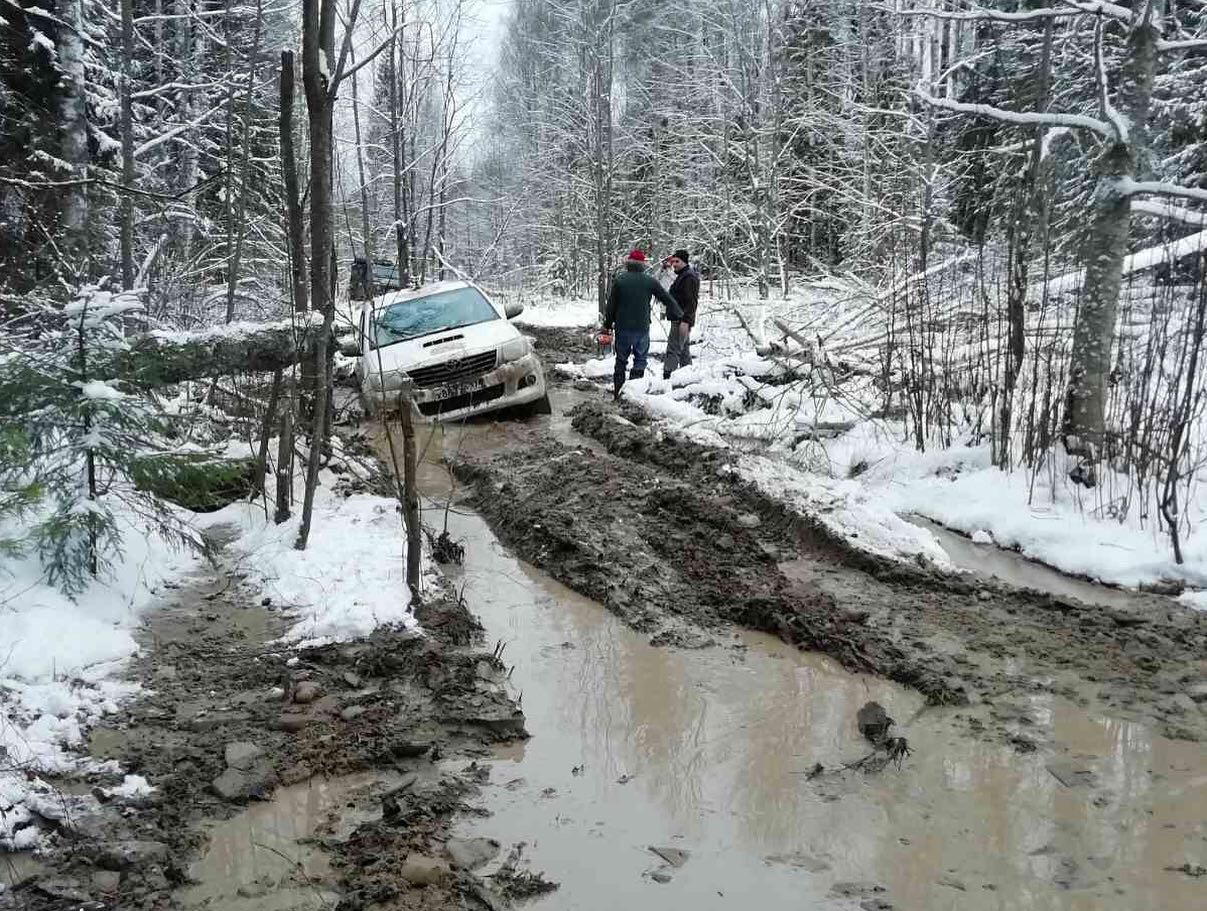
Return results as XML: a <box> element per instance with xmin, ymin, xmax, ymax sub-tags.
<box><xmin>212</xmin><ymin>762</ymin><xmax>277</xmax><ymax>802</ymax></box>
<box><xmin>1045</xmin><ymin>761</ymin><xmax>1095</xmax><ymax>788</ymax></box>
<box><xmin>735</xmin><ymin>513</ymin><xmax>762</xmax><ymax>529</ymax></box>
<box><xmin>1187</xmin><ymin>682</ymin><xmax>1207</xmax><ymax>703</ymax></box>
<box><xmin>293</xmin><ymin>680</ymin><xmax>322</xmax><ymax>704</ymax></box>
<box><xmin>94</xmin><ymin>840</ymin><xmax>168</xmax><ymax>871</ymax></box>
<box><xmin>400</xmin><ymin>855</ymin><xmax>451</xmax><ymax>886</ymax></box>
<box><xmin>464</xmin><ymin>707</ymin><xmax>528</xmax><ymax>737</ymax></box>
<box><xmin>389</xmin><ymin>739</ymin><xmax>433</xmax><ymax>758</ymax></box>
<box><xmin>224</xmin><ymin>740</ymin><xmax>265</xmax><ymax>770</ymax></box>
<box><xmin>648</xmin><ymin>846</ymin><xmax>690</xmax><ymax>868</ymax></box>
<box><xmin>276</xmin><ymin>713</ymin><xmax>309</xmax><ymax>732</ymax></box>
<box><xmin>34</xmin><ymin>877</ymin><xmax>91</xmax><ymax>902</ymax></box>
<box><xmin>446</xmin><ymin>836</ymin><xmax>501</xmax><ymax>870</ymax></box>
<box><xmin>340</xmin><ymin>705</ymin><xmax>366</xmax><ymax>721</ymax></box>
<box><xmin>343</xmin><ymin>671</ymin><xmax>362</xmax><ymax>687</ymax></box>
<box><xmin>91</xmin><ymin>871</ymin><xmax>121</xmax><ymax>893</ymax></box>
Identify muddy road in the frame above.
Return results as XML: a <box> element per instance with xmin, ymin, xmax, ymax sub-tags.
<box><xmin>459</xmin><ymin>326</ymin><xmax>1207</xmax><ymax>745</ymax></box>
<box><xmin>370</xmin><ymin>323</ymin><xmax>1207</xmax><ymax>910</ymax></box>
<box><xmin>2</xmin><ymin>513</ymin><xmax>533</xmax><ymax>910</ymax></box>
<box><xmin>5</xmin><ymin>324</ymin><xmax>1206</xmax><ymax>911</ymax></box>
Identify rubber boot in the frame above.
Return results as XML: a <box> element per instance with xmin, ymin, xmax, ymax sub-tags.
<box><xmin>629</xmin><ymin>368</ymin><xmax>645</xmax><ymax>380</ymax></box>
<box><xmin>612</xmin><ymin>371</ymin><xmax>624</xmax><ymax>402</ymax></box>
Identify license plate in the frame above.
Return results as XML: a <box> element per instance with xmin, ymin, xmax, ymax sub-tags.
<box><xmin>432</xmin><ymin>379</ymin><xmax>485</xmax><ymax>400</ymax></box>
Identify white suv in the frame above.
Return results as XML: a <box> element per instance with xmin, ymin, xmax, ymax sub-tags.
<box><xmin>355</xmin><ymin>281</ymin><xmax>549</xmax><ymax>420</ymax></box>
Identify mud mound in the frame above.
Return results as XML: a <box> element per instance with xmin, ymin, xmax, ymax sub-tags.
<box><xmin>456</xmin><ymin>395</ymin><xmax>1207</xmax><ymax>740</ymax></box>
<box><xmin>455</xmin><ymin>437</ymin><xmax>970</xmax><ymax>705</ymax></box>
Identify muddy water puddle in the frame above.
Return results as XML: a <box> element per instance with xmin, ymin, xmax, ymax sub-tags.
<box><xmin>176</xmin><ymin>771</ymin><xmax>405</xmax><ymax>909</ymax></box>
<box><xmin>912</xmin><ymin>516</ymin><xmax>1157</xmax><ymax>611</ymax></box>
<box><xmin>403</xmin><ymin>415</ymin><xmax>1206</xmax><ymax>909</ymax></box>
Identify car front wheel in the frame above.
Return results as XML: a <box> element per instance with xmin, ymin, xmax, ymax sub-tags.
<box><xmin>527</xmin><ymin>393</ymin><xmax>552</xmax><ymax>416</ymax></box>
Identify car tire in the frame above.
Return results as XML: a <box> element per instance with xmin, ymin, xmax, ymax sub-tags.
<box><xmin>527</xmin><ymin>394</ymin><xmax>553</xmax><ymax>416</ymax></box>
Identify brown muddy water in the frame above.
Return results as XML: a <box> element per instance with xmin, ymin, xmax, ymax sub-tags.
<box><xmin>401</xmin><ymin>399</ymin><xmax>1207</xmax><ymax>911</ymax></box>
<box><xmin>176</xmin><ymin>771</ymin><xmax>407</xmax><ymax>910</ymax></box>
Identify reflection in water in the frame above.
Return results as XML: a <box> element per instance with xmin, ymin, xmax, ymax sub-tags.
<box><xmin>438</xmin><ymin>503</ymin><xmax>1206</xmax><ymax>911</ymax></box>
<box><xmin>178</xmin><ymin>773</ymin><xmax>392</xmax><ymax>910</ymax></box>
<box><xmin>378</xmin><ymin>404</ymin><xmax>1205</xmax><ymax>910</ymax></box>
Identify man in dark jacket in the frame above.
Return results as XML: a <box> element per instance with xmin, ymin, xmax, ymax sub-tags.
<box><xmin>661</xmin><ymin>248</ymin><xmax>699</xmax><ymax>379</ymax></box>
<box><xmin>604</xmin><ymin>248</ymin><xmax>681</xmax><ymax>400</ymax></box>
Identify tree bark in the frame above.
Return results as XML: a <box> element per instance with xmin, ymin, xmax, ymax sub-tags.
<box><xmin>117</xmin><ymin>317</ymin><xmax>328</xmax><ymax>386</ymax></box>
<box><xmin>387</xmin><ymin>1</ymin><xmax>410</xmax><ymax>286</ymax></box>
<box><xmin>279</xmin><ymin>50</ymin><xmax>308</xmax><ymax>313</ymax></box>
<box><xmin>225</xmin><ymin>0</ymin><xmax>265</xmax><ymax>323</ymax></box>
<box><xmin>998</xmin><ymin>19</ymin><xmax>1054</xmax><ymax>468</ymax></box>
<box><xmin>1062</xmin><ymin>5</ymin><xmax>1162</xmax><ymax>481</ymax></box>
<box><xmin>296</xmin><ymin>0</ymin><xmax>338</xmax><ymax>550</ymax></box>
<box><xmin>59</xmin><ymin>0</ymin><xmax>90</xmax><ymax>275</ymax></box>
<box><xmin>120</xmin><ymin>0</ymin><xmax>135</xmax><ymax>289</ymax></box>
<box><xmin>397</xmin><ymin>387</ymin><xmax>422</xmax><ymax>597</ymax></box>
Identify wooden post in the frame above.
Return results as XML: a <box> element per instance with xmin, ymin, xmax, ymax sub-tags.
<box><xmin>397</xmin><ymin>383</ymin><xmax>423</xmax><ymax>598</ymax></box>
<box><xmin>274</xmin><ymin>382</ymin><xmax>293</xmax><ymax>525</ymax></box>
<box><xmin>252</xmin><ymin>368</ymin><xmax>283</xmax><ymax>497</ymax></box>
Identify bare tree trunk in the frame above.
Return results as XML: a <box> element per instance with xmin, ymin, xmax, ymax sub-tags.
<box><xmin>274</xmin><ymin>384</ymin><xmax>294</xmax><ymax>525</ymax></box>
<box><xmin>296</xmin><ymin>0</ymin><xmax>338</xmax><ymax>550</ymax></box>
<box><xmin>350</xmin><ymin>44</ymin><xmax>374</xmax><ymax>274</ymax></box>
<box><xmin>225</xmin><ymin>0</ymin><xmax>265</xmax><ymax>323</ymax></box>
<box><xmin>253</xmin><ymin>368</ymin><xmax>283</xmax><ymax>496</ymax></box>
<box><xmin>59</xmin><ymin>0</ymin><xmax>90</xmax><ymax>276</ymax></box>
<box><xmin>176</xmin><ymin>0</ymin><xmax>202</xmax><ymax>261</ymax></box>
<box><xmin>119</xmin><ymin>0</ymin><xmax>135</xmax><ymax>289</ymax></box>
<box><xmin>280</xmin><ymin>50</ymin><xmax>308</xmax><ymax>313</ymax></box>
<box><xmin>1062</xmin><ymin>6</ymin><xmax>1162</xmax><ymax>483</ymax></box>
<box><xmin>387</xmin><ymin>1</ymin><xmax>410</xmax><ymax>285</ymax></box>
<box><xmin>998</xmin><ymin>19</ymin><xmax>1054</xmax><ymax>468</ymax></box>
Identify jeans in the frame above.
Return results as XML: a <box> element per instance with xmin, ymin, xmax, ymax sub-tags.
<box><xmin>664</xmin><ymin>322</ymin><xmax>692</xmax><ymax>376</ymax></box>
<box><xmin>613</xmin><ymin>328</ymin><xmax>650</xmax><ymax>388</ymax></box>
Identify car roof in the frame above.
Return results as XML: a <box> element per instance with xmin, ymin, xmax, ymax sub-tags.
<box><xmin>374</xmin><ymin>280</ymin><xmax>473</xmax><ymax>307</ymax></box>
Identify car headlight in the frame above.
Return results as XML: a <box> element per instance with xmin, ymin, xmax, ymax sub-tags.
<box><xmin>500</xmin><ymin>337</ymin><xmax>530</xmax><ymax>363</ymax></box>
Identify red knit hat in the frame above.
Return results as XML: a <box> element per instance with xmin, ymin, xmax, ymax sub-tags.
<box><xmin>626</xmin><ymin>249</ymin><xmax>647</xmax><ymax>263</ymax></box>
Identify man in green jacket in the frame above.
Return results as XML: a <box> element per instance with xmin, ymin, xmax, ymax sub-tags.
<box><xmin>604</xmin><ymin>249</ymin><xmax>681</xmax><ymax>400</ymax></box>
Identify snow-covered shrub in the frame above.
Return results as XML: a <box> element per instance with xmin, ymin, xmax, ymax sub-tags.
<box><xmin>0</xmin><ymin>286</ymin><xmax>223</xmax><ymax>595</ymax></box>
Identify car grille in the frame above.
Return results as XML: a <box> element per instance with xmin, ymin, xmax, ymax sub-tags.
<box><xmin>407</xmin><ymin>350</ymin><xmax>498</xmax><ymax>388</ymax></box>
<box><xmin>418</xmin><ymin>383</ymin><xmax>505</xmax><ymax>417</ymax></box>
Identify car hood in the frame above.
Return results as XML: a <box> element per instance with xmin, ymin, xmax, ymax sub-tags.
<box><xmin>361</xmin><ymin>316</ymin><xmax>521</xmax><ymax>375</ymax></box>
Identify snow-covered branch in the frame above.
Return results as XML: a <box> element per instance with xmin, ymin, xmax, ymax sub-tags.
<box><xmin>1118</xmin><ymin>179</ymin><xmax>1207</xmax><ymax>206</ymax></box>
<box><xmin>1130</xmin><ymin>200</ymin><xmax>1207</xmax><ymax>227</ymax></box>
<box><xmin>914</xmin><ymin>87</ymin><xmax>1112</xmax><ymax>137</ymax></box>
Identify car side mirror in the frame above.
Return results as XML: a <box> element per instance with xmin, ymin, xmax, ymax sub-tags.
<box><xmin>504</xmin><ymin>301</ymin><xmax>524</xmax><ymax>320</ymax></box>
<box><xmin>339</xmin><ymin>338</ymin><xmax>362</xmax><ymax>357</ymax></box>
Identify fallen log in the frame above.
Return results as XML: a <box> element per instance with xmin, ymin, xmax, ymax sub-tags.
<box><xmin>118</xmin><ymin>312</ymin><xmax>328</xmax><ymax>386</ymax></box>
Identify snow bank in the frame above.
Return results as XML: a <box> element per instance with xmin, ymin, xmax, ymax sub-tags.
<box><xmin>562</xmin><ymin>284</ymin><xmax>1207</xmax><ymax>593</ymax></box>
<box><xmin>732</xmin><ymin>455</ymin><xmax>954</xmax><ymax>569</ymax></box>
<box><xmin>2</xmin><ymin>473</ymin><xmax>416</xmax><ymax>851</ymax></box>
<box><xmin>208</xmin><ymin>481</ymin><xmax>416</xmax><ymax>647</ymax></box>
<box><xmin>1</xmin><ymin>509</ymin><xmax>187</xmax><ymax>849</ymax></box>
<box><xmin>511</xmin><ymin>295</ymin><xmax>599</xmax><ymax>328</ymax></box>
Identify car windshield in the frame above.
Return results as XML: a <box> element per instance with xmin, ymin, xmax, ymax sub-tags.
<box><xmin>368</xmin><ymin>286</ymin><xmax>498</xmax><ymax>348</ymax></box>
<box><xmin>372</xmin><ymin>263</ymin><xmax>399</xmax><ymax>284</ymax></box>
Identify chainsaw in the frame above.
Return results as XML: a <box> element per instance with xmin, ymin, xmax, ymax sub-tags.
<box><xmin>596</xmin><ymin>329</ymin><xmax>613</xmax><ymax>356</ymax></box>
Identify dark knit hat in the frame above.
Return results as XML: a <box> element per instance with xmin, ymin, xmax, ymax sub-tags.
<box><xmin>672</xmin><ymin>249</ymin><xmax>690</xmax><ymax>264</ymax></box>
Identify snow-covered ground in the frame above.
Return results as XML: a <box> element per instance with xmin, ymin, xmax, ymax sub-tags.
<box><xmin>537</xmin><ymin>285</ymin><xmax>1207</xmax><ymax>598</ymax></box>
<box><xmin>1</xmin><ymin>472</ymin><xmax>415</xmax><ymax>850</ymax></box>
